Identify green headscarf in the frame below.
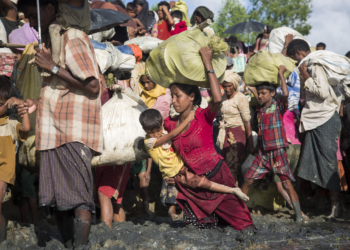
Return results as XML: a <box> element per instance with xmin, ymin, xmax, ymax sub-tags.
<box><xmin>190</xmin><ymin>6</ymin><xmax>214</xmax><ymax>26</ymax></box>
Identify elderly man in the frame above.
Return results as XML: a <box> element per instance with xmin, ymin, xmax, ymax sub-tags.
<box><xmin>17</xmin><ymin>0</ymin><xmax>103</xmax><ymax>247</ymax></box>
<box><xmin>286</xmin><ymin>39</ymin><xmax>342</xmax><ymax>218</ymax></box>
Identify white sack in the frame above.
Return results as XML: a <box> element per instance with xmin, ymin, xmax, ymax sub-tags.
<box><xmin>118</xmin><ymin>53</ymin><xmax>136</xmax><ymax>71</ymax></box>
<box><xmin>300</xmin><ymin>50</ymin><xmax>350</xmax><ymax>97</ymax></box>
<box><xmin>268</xmin><ymin>27</ymin><xmax>311</xmax><ymax>54</ymax></box>
<box><xmin>89</xmin><ymin>27</ymin><xmax>116</xmax><ymax>42</ymax></box>
<box><xmin>94</xmin><ymin>43</ymin><xmax>123</xmax><ymax>74</ymax></box>
<box><xmin>124</xmin><ymin>37</ymin><xmax>163</xmax><ymax>54</ymax></box>
<box><xmin>91</xmin><ymin>85</ymin><xmax>149</xmax><ymax>167</ymax></box>
<box><xmin>241</xmin><ymin>131</ymin><xmax>258</xmax><ymax>177</ymax></box>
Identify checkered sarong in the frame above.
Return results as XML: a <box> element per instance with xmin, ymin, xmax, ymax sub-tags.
<box><xmin>39</xmin><ymin>142</ymin><xmax>95</xmax><ymax>212</ymax></box>
<box><xmin>245</xmin><ymin>147</ymin><xmax>295</xmax><ymax>182</ymax></box>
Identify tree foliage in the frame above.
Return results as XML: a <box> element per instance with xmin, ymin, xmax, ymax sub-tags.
<box><xmin>150</xmin><ymin>3</ymin><xmax>159</xmax><ymax>12</ymax></box>
<box><xmin>249</xmin><ymin>0</ymin><xmax>312</xmax><ymax>36</ymax></box>
<box><xmin>212</xmin><ymin>0</ymin><xmax>248</xmax><ymax>38</ymax></box>
<box><xmin>213</xmin><ymin>0</ymin><xmax>312</xmax><ymax>44</ymax></box>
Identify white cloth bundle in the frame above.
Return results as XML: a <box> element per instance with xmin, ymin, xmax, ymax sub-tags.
<box><xmin>91</xmin><ymin>85</ymin><xmax>149</xmax><ymax>167</ymax></box>
<box><xmin>300</xmin><ymin>50</ymin><xmax>350</xmax><ymax>97</ymax></box>
<box><xmin>124</xmin><ymin>37</ymin><xmax>163</xmax><ymax>53</ymax></box>
<box><xmin>118</xmin><ymin>53</ymin><xmax>136</xmax><ymax>71</ymax></box>
<box><xmin>268</xmin><ymin>27</ymin><xmax>311</xmax><ymax>54</ymax></box>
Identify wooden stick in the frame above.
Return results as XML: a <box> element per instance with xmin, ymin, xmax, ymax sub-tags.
<box><xmin>0</xmin><ymin>41</ymin><xmax>38</xmax><ymax>48</ymax></box>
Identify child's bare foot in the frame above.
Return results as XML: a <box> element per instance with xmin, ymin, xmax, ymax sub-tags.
<box><xmin>232</xmin><ymin>188</ymin><xmax>249</xmax><ymax>202</ymax></box>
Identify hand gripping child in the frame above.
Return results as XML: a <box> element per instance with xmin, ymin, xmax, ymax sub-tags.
<box><xmin>139</xmin><ymin>108</ymin><xmax>249</xmax><ymax>220</ymax></box>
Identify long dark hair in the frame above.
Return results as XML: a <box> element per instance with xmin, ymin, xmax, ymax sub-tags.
<box><xmin>170</xmin><ymin>83</ymin><xmax>201</xmax><ymax>106</ymax></box>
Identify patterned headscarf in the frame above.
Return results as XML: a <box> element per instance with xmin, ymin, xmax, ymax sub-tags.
<box><xmin>222</xmin><ymin>70</ymin><xmax>241</xmax><ymax>90</ymax></box>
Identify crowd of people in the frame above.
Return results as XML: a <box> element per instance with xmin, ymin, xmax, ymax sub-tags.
<box><xmin>0</xmin><ymin>0</ymin><xmax>350</xmax><ymax>248</ymax></box>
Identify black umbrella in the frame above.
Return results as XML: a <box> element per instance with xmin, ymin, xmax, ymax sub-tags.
<box><xmin>224</xmin><ymin>21</ymin><xmax>266</xmax><ymax>34</ymax></box>
<box><xmin>90</xmin><ymin>9</ymin><xmax>131</xmax><ymax>34</ymax></box>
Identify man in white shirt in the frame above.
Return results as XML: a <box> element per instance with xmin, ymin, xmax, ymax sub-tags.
<box><xmin>286</xmin><ymin>39</ymin><xmax>342</xmax><ymax>218</ymax></box>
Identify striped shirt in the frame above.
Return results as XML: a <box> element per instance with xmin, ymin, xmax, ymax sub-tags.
<box><xmin>36</xmin><ymin>28</ymin><xmax>103</xmax><ymax>153</ymax></box>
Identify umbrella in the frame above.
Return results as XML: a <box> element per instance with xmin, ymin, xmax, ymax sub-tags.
<box><xmin>89</xmin><ymin>1</ymin><xmax>137</xmax><ymax>29</ymax></box>
<box><xmin>224</xmin><ymin>21</ymin><xmax>265</xmax><ymax>34</ymax></box>
<box><xmin>90</xmin><ymin>9</ymin><xmax>131</xmax><ymax>34</ymax></box>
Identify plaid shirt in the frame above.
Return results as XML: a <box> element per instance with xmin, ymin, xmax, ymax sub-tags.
<box><xmin>36</xmin><ymin>28</ymin><xmax>103</xmax><ymax>153</ymax></box>
<box><xmin>257</xmin><ymin>99</ymin><xmax>288</xmax><ymax>150</ymax></box>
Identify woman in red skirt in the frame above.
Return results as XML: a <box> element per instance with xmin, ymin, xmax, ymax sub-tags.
<box><xmin>163</xmin><ymin>47</ymin><xmax>254</xmax><ymax>230</ymax></box>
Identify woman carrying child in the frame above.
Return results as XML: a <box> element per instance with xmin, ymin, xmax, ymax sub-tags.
<box><xmin>162</xmin><ymin>47</ymin><xmax>254</xmax><ymax>230</ymax></box>
<box><xmin>242</xmin><ymin>66</ymin><xmax>305</xmax><ymax>223</ymax></box>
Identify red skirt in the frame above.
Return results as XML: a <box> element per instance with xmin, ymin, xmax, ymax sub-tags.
<box><xmin>175</xmin><ymin>161</ymin><xmax>253</xmax><ymax>231</ymax></box>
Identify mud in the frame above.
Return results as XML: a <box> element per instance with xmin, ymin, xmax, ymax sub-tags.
<box><xmin>1</xmin><ymin>204</ymin><xmax>350</xmax><ymax>250</ymax></box>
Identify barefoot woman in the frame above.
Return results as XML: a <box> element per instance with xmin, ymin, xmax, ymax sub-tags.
<box><xmin>164</xmin><ymin>47</ymin><xmax>254</xmax><ymax>230</ymax></box>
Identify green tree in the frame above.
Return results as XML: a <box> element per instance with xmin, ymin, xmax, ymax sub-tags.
<box><xmin>213</xmin><ymin>0</ymin><xmax>249</xmax><ymax>39</ymax></box>
<box><xmin>150</xmin><ymin>3</ymin><xmax>158</xmax><ymax>12</ymax></box>
<box><xmin>249</xmin><ymin>0</ymin><xmax>312</xmax><ymax>36</ymax></box>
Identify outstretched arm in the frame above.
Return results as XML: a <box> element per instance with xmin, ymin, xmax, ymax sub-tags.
<box><xmin>135</xmin><ymin>18</ymin><xmax>145</xmax><ymax>31</ymax></box>
<box><xmin>153</xmin><ymin>111</ymin><xmax>195</xmax><ymax>148</ymax></box>
<box><xmin>199</xmin><ymin>47</ymin><xmax>222</xmax><ymax>113</ymax></box>
<box><xmin>279</xmin><ymin>65</ymin><xmax>289</xmax><ymax>106</ymax></box>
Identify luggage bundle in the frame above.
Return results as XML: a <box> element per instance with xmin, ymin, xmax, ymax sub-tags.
<box><xmin>145</xmin><ymin>28</ymin><xmax>228</xmax><ymax>88</ymax></box>
<box><xmin>244</xmin><ymin>50</ymin><xmax>296</xmax><ymax>86</ymax></box>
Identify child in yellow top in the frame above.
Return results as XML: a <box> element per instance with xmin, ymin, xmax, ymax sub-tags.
<box><xmin>0</xmin><ymin>76</ymin><xmax>31</xmax><ymax>243</ymax></box>
<box><xmin>139</xmin><ymin>108</ymin><xmax>249</xmax><ymax>221</ymax></box>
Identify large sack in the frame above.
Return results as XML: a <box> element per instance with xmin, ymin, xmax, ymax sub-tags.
<box><xmin>124</xmin><ymin>37</ymin><xmax>163</xmax><ymax>54</ymax></box>
<box><xmin>299</xmin><ymin>50</ymin><xmax>350</xmax><ymax>97</ymax></box>
<box><xmin>94</xmin><ymin>43</ymin><xmax>123</xmax><ymax>74</ymax></box>
<box><xmin>145</xmin><ymin>29</ymin><xmax>228</xmax><ymax>89</ymax></box>
<box><xmin>244</xmin><ymin>50</ymin><xmax>296</xmax><ymax>86</ymax></box>
<box><xmin>268</xmin><ymin>27</ymin><xmax>311</xmax><ymax>54</ymax></box>
<box><xmin>91</xmin><ymin>85</ymin><xmax>149</xmax><ymax>167</ymax></box>
<box><xmin>16</xmin><ymin>43</ymin><xmax>43</xmax><ymax>172</ymax></box>
<box><xmin>88</xmin><ymin>27</ymin><xmax>115</xmax><ymax>42</ymax></box>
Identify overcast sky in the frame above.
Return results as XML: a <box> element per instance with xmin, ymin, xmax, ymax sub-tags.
<box><xmin>148</xmin><ymin>0</ymin><xmax>350</xmax><ymax>55</ymax></box>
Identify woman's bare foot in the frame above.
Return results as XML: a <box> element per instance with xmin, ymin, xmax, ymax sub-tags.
<box><xmin>301</xmin><ymin>212</ymin><xmax>309</xmax><ymax>221</ymax></box>
<box><xmin>232</xmin><ymin>188</ymin><xmax>249</xmax><ymax>202</ymax></box>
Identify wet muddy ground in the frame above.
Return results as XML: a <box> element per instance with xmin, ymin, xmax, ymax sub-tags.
<box><xmin>1</xmin><ymin>202</ymin><xmax>350</xmax><ymax>250</ymax></box>
<box><xmin>1</xmin><ymin>173</ymin><xmax>350</xmax><ymax>250</ymax></box>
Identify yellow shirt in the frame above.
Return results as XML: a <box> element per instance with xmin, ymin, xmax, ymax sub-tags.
<box><xmin>144</xmin><ymin>131</ymin><xmax>183</xmax><ymax>179</ymax></box>
<box><xmin>0</xmin><ymin>116</ymin><xmax>27</xmax><ymax>185</ymax></box>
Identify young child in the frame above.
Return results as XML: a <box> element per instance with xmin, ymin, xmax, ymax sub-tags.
<box><xmin>139</xmin><ymin>109</ymin><xmax>249</xmax><ymax>221</ymax></box>
<box><xmin>126</xmin><ymin>2</ymin><xmax>146</xmax><ymax>39</ymax></box>
<box><xmin>157</xmin><ymin>1</ymin><xmax>174</xmax><ymax>40</ymax></box>
<box><xmin>170</xmin><ymin>10</ymin><xmax>187</xmax><ymax>36</ymax></box>
<box><xmin>242</xmin><ymin>66</ymin><xmax>305</xmax><ymax>223</ymax></box>
<box><xmin>0</xmin><ymin>76</ymin><xmax>31</xmax><ymax>243</ymax></box>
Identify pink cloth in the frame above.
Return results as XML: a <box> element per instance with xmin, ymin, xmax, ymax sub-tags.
<box><xmin>9</xmin><ymin>23</ymin><xmax>38</xmax><ymax>51</ymax></box>
<box><xmin>337</xmin><ymin>139</ymin><xmax>342</xmax><ymax>161</ymax></box>
<box><xmin>152</xmin><ymin>88</ymin><xmax>171</xmax><ymax>120</ymax></box>
<box><xmin>283</xmin><ymin>110</ymin><xmax>301</xmax><ymax>145</ymax></box>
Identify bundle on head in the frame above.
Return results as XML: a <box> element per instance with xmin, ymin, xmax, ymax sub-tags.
<box><xmin>145</xmin><ymin>29</ymin><xmax>228</xmax><ymax>89</ymax></box>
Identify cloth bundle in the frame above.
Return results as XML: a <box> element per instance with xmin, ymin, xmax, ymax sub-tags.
<box><xmin>91</xmin><ymin>85</ymin><xmax>149</xmax><ymax>167</ymax></box>
<box><xmin>16</xmin><ymin>43</ymin><xmax>43</xmax><ymax>172</ymax></box>
<box><xmin>94</xmin><ymin>42</ymin><xmax>123</xmax><ymax>73</ymax></box>
<box><xmin>267</xmin><ymin>27</ymin><xmax>311</xmax><ymax>54</ymax></box>
<box><xmin>299</xmin><ymin>50</ymin><xmax>350</xmax><ymax>97</ymax></box>
<box><xmin>145</xmin><ymin>29</ymin><xmax>228</xmax><ymax>88</ymax></box>
<box><xmin>244</xmin><ymin>50</ymin><xmax>296</xmax><ymax>86</ymax></box>
<box><xmin>124</xmin><ymin>37</ymin><xmax>163</xmax><ymax>54</ymax></box>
